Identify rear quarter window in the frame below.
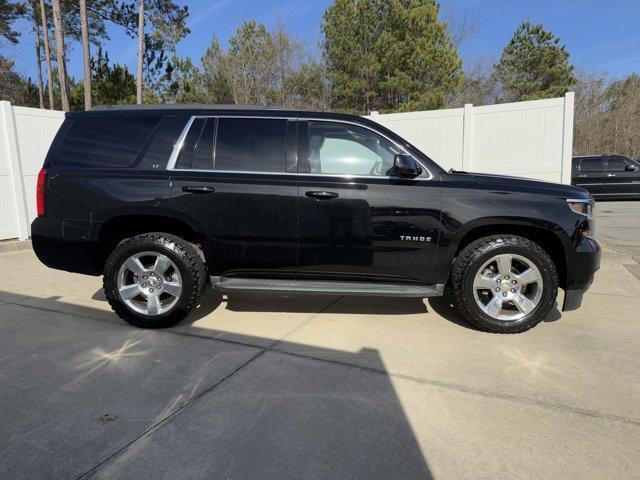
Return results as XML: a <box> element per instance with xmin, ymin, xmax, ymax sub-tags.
<box><xmin>54</xmin><ymin>115</ymin><xmax>161</xmax><ymax>168</ymax></box>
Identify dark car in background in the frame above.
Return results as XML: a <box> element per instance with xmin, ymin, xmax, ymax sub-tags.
<box><xmin>572</xmin><ymin>155</ymin><xmax>640</xmax><ymax>199</ymax></box>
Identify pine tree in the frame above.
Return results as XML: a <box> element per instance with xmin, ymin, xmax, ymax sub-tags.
<box><xmin>322</xmin><ymin>0</ymin><xmax>381</xmax><ymax>113</ymax></box>
<box><xmin>377</xmin><ymin>0</ymin><xmax>463</xmax><ymax>112</ymax></box>
<box><xmin>496</xmin><ymin>21</ymin><xmax>576</xmax><ymax>101</ymax></box>
<box><xmin>323</xmin><ymin>0</ymin><xmax>462</xmax><ymax>113</ymax></box>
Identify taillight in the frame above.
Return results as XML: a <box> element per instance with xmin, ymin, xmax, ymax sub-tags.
<box><xmin>36</xmin><ymin>168</ymin><xmax>47</xmax><ymax>217</ymax></box>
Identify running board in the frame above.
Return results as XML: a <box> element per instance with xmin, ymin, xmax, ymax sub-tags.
<box><xmin>211</xmin><ymin>277</ymin><xmax>444</xmax><ymax>298</ymax></box>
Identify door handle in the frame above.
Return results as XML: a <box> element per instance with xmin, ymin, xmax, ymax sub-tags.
<box><xmin>305</xmin><ymin>190</ymin><xmax>339</xmax><ymax>200</ymax></box>
<box><xmin>182</xmin><ymin>185</ymin><xmax>216</xmax><ymax>194</ymax></box>
<box><xmin>607</xmin><ymin>174</ymin><xmax>616</xmax><ymax>177</ymax></box>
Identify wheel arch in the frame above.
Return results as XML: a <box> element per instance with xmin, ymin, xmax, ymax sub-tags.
<box><xmin>95</xmin><ymin>214</ymin><xmax>205</xmax><ymax>273</ymax></box>
<box><xmin>449</xmin><ymin>219</ymin><xmax>569</xmax><ymax>289</ymax></box>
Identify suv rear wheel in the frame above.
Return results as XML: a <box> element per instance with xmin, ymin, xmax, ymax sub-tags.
<box><xmin>451</xmin><ymin>235</ymin><xmax>558</xmax><ymax>333</ymax></box>
<box><xmin>103</xmin><ymin>232</ymin><xmax>206</xmax><ymax>328</ymax></box>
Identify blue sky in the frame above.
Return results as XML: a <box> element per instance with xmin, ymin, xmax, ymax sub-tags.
<box><xmin>6</xmin><ymin>0</ymin><xmax>640</xmax><ymax>82</ymax></box>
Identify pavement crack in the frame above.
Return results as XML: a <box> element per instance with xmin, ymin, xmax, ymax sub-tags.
<box><xmin>74</xmin><ymin>349</ymin><xmax>266</xmax><ymax>480</ymax></box>
<box><xmin>272</xmin><ymin>295</ymin><xmax>343</xmax><ymax>348</ymax></box>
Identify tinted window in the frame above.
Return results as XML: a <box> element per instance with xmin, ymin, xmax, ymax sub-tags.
<box><xmin>214</xmin><ymin>118</ymin><xmax>287</xmax><ymax>172</ymax></box>
<box><xmin>175</xmin><ymin>118</ymin><xmax>215</xmax><ymax>170</ymax></box>
<box><xmin>56</xmin><ymin>116</ymin><xmax>160</xmax><ymax>168</ymax></box>
<box><xmin>606</xmin><ymin>157</ymin><xmax>629</xmax><ymax>172</ymax></box>
<box><xmin>580</xmin><ymin>158</ymin><xmax>604</xmax><ymax>172</ymax></box>
<box><xmin>308</xmin><ymin>121</ymin><xmax>401</xmax><ymax>176</ymax></box>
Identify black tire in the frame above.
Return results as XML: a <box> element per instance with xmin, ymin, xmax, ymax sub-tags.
<box><xmin>103</xmin><ymin>232</ymin><xmax>207</xmax><ymax>328</ymax></box>
<box><xmin>450</xmin><ymin>235</ymin><xmax>558</xmax><ymax>334</ymax></box>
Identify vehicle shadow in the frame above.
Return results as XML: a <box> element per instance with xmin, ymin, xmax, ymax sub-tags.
<box><xmin>94</xmin><ymin>286</ymin><xmax>562</xmax><ymax>329</ymax></box>
<box><xmin>0</xmin><ymin>289</ymin><xmax>434</xmax><ymax>479</ymax></box>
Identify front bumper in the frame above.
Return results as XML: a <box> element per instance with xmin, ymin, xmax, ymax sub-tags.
<box><xmin>562</xmin><ymin>237</ymin><xmax>601</xmax><ymax>311</ymax></box>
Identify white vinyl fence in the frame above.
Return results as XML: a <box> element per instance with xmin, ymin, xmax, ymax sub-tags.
<box><xmin>0</xmin><ymin>101</ymin><xmax>65</xmax><ymax>240</ymax></box>
<box><xmin>0</xmin><ymin>94</ymin><xmax>574</xmax><ymax>241</ymax></box>
<box><xmin>368</xmin><ymin>92</ymin><xmax>575</xmax><ymax>184</ymax></box>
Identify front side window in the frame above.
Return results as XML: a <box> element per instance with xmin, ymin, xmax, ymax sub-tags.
<box><xmin>580</xmin><ymin>158</ymin><xmax>604</xmax><ymax>172</ymax></box>
<box><xmin>606</xmin><ymin>157</ymin><xmax>630</xmax><ymax>172</ymax></box>
<box><xmin>214</xmin><ymin>118</ymin><xmax>287</xmax><ymax>172</ymax></box>
<box><xmin>308</xmin><ymin>121</ymin><xmax>402</xmax><ymax>176</ymax></box>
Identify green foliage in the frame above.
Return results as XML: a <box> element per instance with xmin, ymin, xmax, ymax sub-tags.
<box><xmin>0</xmin><ymin>55</ymin><xmax>39</xmax><ymax>106</ymax></box>
<box><xmin>322</xmin><ymin>0</ymin><xmax>462</xmax><ymax>113</ymax></box>
<box><xmin>322</xmin><ymin>0</ymin><xmax>381</xmax><ymax>113</ymax></box>
<box><xmin>0</xmin><ymin>0</ymin><xmax>26</xmax><ymax>44</ymax></box>
<box><xmin>70</xmin><ymin>47</ymin><xmax>135</xmax><ymax>108</ymax></box>
<box><xmin>199</xmin><ymin>21</ymin><xmax>330</xmax><ymax>109</ymax></box>
<box><xmin>496</xmin><ymin>21</ymin><xmax>576</xmax><ymax>101</ymax></box>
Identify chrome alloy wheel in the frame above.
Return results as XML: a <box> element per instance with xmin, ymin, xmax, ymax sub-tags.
<box><xmin>117</xmin><ymin>251</ymin><xmax>182</xmax><ymax>316</ymax></box>
<box><xmin>472</xmin><ymin>253</ymin><xmax>544</xmax><ymax>322</ymax></box>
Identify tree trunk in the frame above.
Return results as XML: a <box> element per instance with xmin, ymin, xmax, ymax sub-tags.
<box><xmin>79</xmin><ymin>0</ymin><xmax>91</xmax><ymax>110</ymax></box>
<box><xmin>34</xmin><ymin>16</ymin><xmax>45</xmax><ymax>109</ymax></box>
<box><xmin>136</xmin><ymin>0</ymin><xmax>144</xmax><ymax>104</ymax></box>
<box><xmin>39</xmin><ymin>0</ymin><xmax>54</xmax><ymax>109</ymax></box>
<box><xmin>51</xmin><ymin>0</ymin><xmax>70</xmax><ymax>111</ymax></box>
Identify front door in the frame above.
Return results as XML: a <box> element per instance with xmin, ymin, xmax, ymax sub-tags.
<box><xmin>296</xmin><ymin>120</ymin><xmax>442</xmax><ymax>284</ymax></box>
<box><xmin>170</xmin><ymin>116</ymin><xmax>299</xmax><ymax>278</ymax></box>
<box><xmin>604</xmin><ymin>156</ymin><xmax>640</xmax><ymax>196</ymax></box>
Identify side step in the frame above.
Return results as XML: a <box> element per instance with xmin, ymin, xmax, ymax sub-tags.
<box><xmin>211</xmin><ymin>277</ymin><xmax>444</xmax><ymax>298</ymax></box>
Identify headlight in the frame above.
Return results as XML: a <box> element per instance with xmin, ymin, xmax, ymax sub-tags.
<box><xmin>567</xmin><ymin>199</ymin><xmax>593</xmax><ymax>218</ymax></box>
<box><xmin>567</xmin><ymin>198</ymin><xmax>596</xmax><ymax>238</ymax></box>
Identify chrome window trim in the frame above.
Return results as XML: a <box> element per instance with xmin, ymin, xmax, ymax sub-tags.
<box><xmin>166</xmin><ymin>116</ymin><xmax>196</xmax><ymax>171</ymax></box>
<box><xmin>166</xmin><ymin>115</ymin><xmax>433</xmax><ymax>181</ymax></box>
<box><xmin>300</xmin><ymin>117</ymin><xmax>432</xmax><ymax>180</ymax></box>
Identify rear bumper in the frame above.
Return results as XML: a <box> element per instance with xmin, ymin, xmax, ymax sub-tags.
<box><xmin>31</xmin><ymin>217</ymin><xmax>102</xmax><ymax>276</ymax></box>
<box><xmin>562</xmin><ymin>237</ymin><xmax>601</xmax><ymax>311</ymax></box>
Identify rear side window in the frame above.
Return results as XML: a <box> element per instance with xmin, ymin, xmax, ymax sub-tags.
<box><xmin>579</xmin><ymin>158</ymin><xmax>604</xmax><ymax>172</ymax></box>
<box><xmin>214</xmin><ymin>118</ymin><xmax>287</xmax><ymax>172</ymax></box>
<box><xmin>175</xmin><ymin>118</ymin><xmax>215</xmax><ymax>170</ymax></box>
<box><xmin>55</xmin><ymin>116</ymin><xmax>161</xmax><ymax>168</ymax></box>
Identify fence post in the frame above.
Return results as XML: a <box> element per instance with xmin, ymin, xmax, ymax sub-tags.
<box><xmin>462</xmin><ymin>103</ymin><xmax>474</xmax><ymax>171</ymax></box>
<box><xmin>561</xmin><ymin>92</ymin><xmax>575</xmax><ymax>185</ymax></box>
<box><xmin>0</xmin><ymin>101</ymin><xmax>30</xmax><ymax>240</ymax></box>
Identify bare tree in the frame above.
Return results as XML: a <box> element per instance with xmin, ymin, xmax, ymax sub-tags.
<box><xmin>32</xmin><ymin>3</ymin><xmax>45</xmax><ymax>108</ymax></box>
<box><xmin>51</xmin><ymin>0</ymin><xmax>70</xmax><ymax>110</ymax></box>
<box><xmin>573</xmin><ymin>71</ymin><xmax>608</xmax><ymax>156</ymax></box>
<box><xmin>136</xmin><ymin>0</ymin><xmax>144</xmax><ymax>103</ymax></box>
<box><xmin>79</xmin><ymin>0</ymin><xmax>91</xmax><ymax>109</ymax></box>
<box><xmin>39</xmin><ymin>0</ymin><xmax>54</xmax><ymax>108</ymax></box>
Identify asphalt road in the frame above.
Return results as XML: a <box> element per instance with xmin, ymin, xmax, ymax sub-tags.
<box><xmin>0</xmin><ymin>201</ymin><xmax>638</xmax><ymax>479</ymax></box>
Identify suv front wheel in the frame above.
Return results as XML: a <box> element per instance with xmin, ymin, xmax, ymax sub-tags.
<box><xmin>103</xmin><ymin>232</ymin><xmax>206</xmax><ymax>328</ymax></box>
<box><xmin>451</xmin><ymin>235</ymin><xmax>558</xmax><ymax>333</ymax></box>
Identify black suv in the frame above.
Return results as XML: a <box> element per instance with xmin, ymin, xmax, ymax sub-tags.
<box><xmin>572</xmin><ymin>155</ymin><xmax>640</xmax><ymax>199</ymax></box>
<box><xmin>31</xmin><ymin>106</ymin><xmax>600</xmax><ymax>333</ymax></box>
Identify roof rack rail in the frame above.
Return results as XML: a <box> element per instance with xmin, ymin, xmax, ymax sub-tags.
<box><xmin>90</xmin><ymin>104</ymin><xmax>303</xmax><ymax>111</ymax></box>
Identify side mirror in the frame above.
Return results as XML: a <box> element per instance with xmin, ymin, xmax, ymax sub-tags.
<box><xmin>625</xmin><ymin>163</ymin><xmax>638</xmax><ymax>172</ymax></box>
<box><xmin>392</xmin><ymin>154</ymin><xmax>421</xmax><ymax>178</ymax></box>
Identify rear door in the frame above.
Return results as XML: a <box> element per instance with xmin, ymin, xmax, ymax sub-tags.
<box><xmin>296</xmin><ymin>119</ymin><xmax>442</xmax><ymax>284</ymax></box>
<box><xmin>574</xmin><ymin>157</ymin><xmax>606</xmax><ymax>195</ymax></box>
<box><xmin>604</xmin><ymin>156</ymin><xmax>640</xmax><ymax>196</ymax></box>
<box><xmin>170</xmin><ymin>115</ymin><xmax>299</xmax><ymax>278</ymax></box>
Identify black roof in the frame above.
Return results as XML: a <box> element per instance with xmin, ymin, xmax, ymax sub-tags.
<box><xmin>90</xmin><ymin>104</ymin><xmax>303</xmax><ymax>112</ymax></box>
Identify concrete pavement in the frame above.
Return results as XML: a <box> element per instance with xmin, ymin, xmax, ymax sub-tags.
<box><xmin>1</xmin><ymin>203</ymin><xmax>639</xmax><ymax>479</ymax></box>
